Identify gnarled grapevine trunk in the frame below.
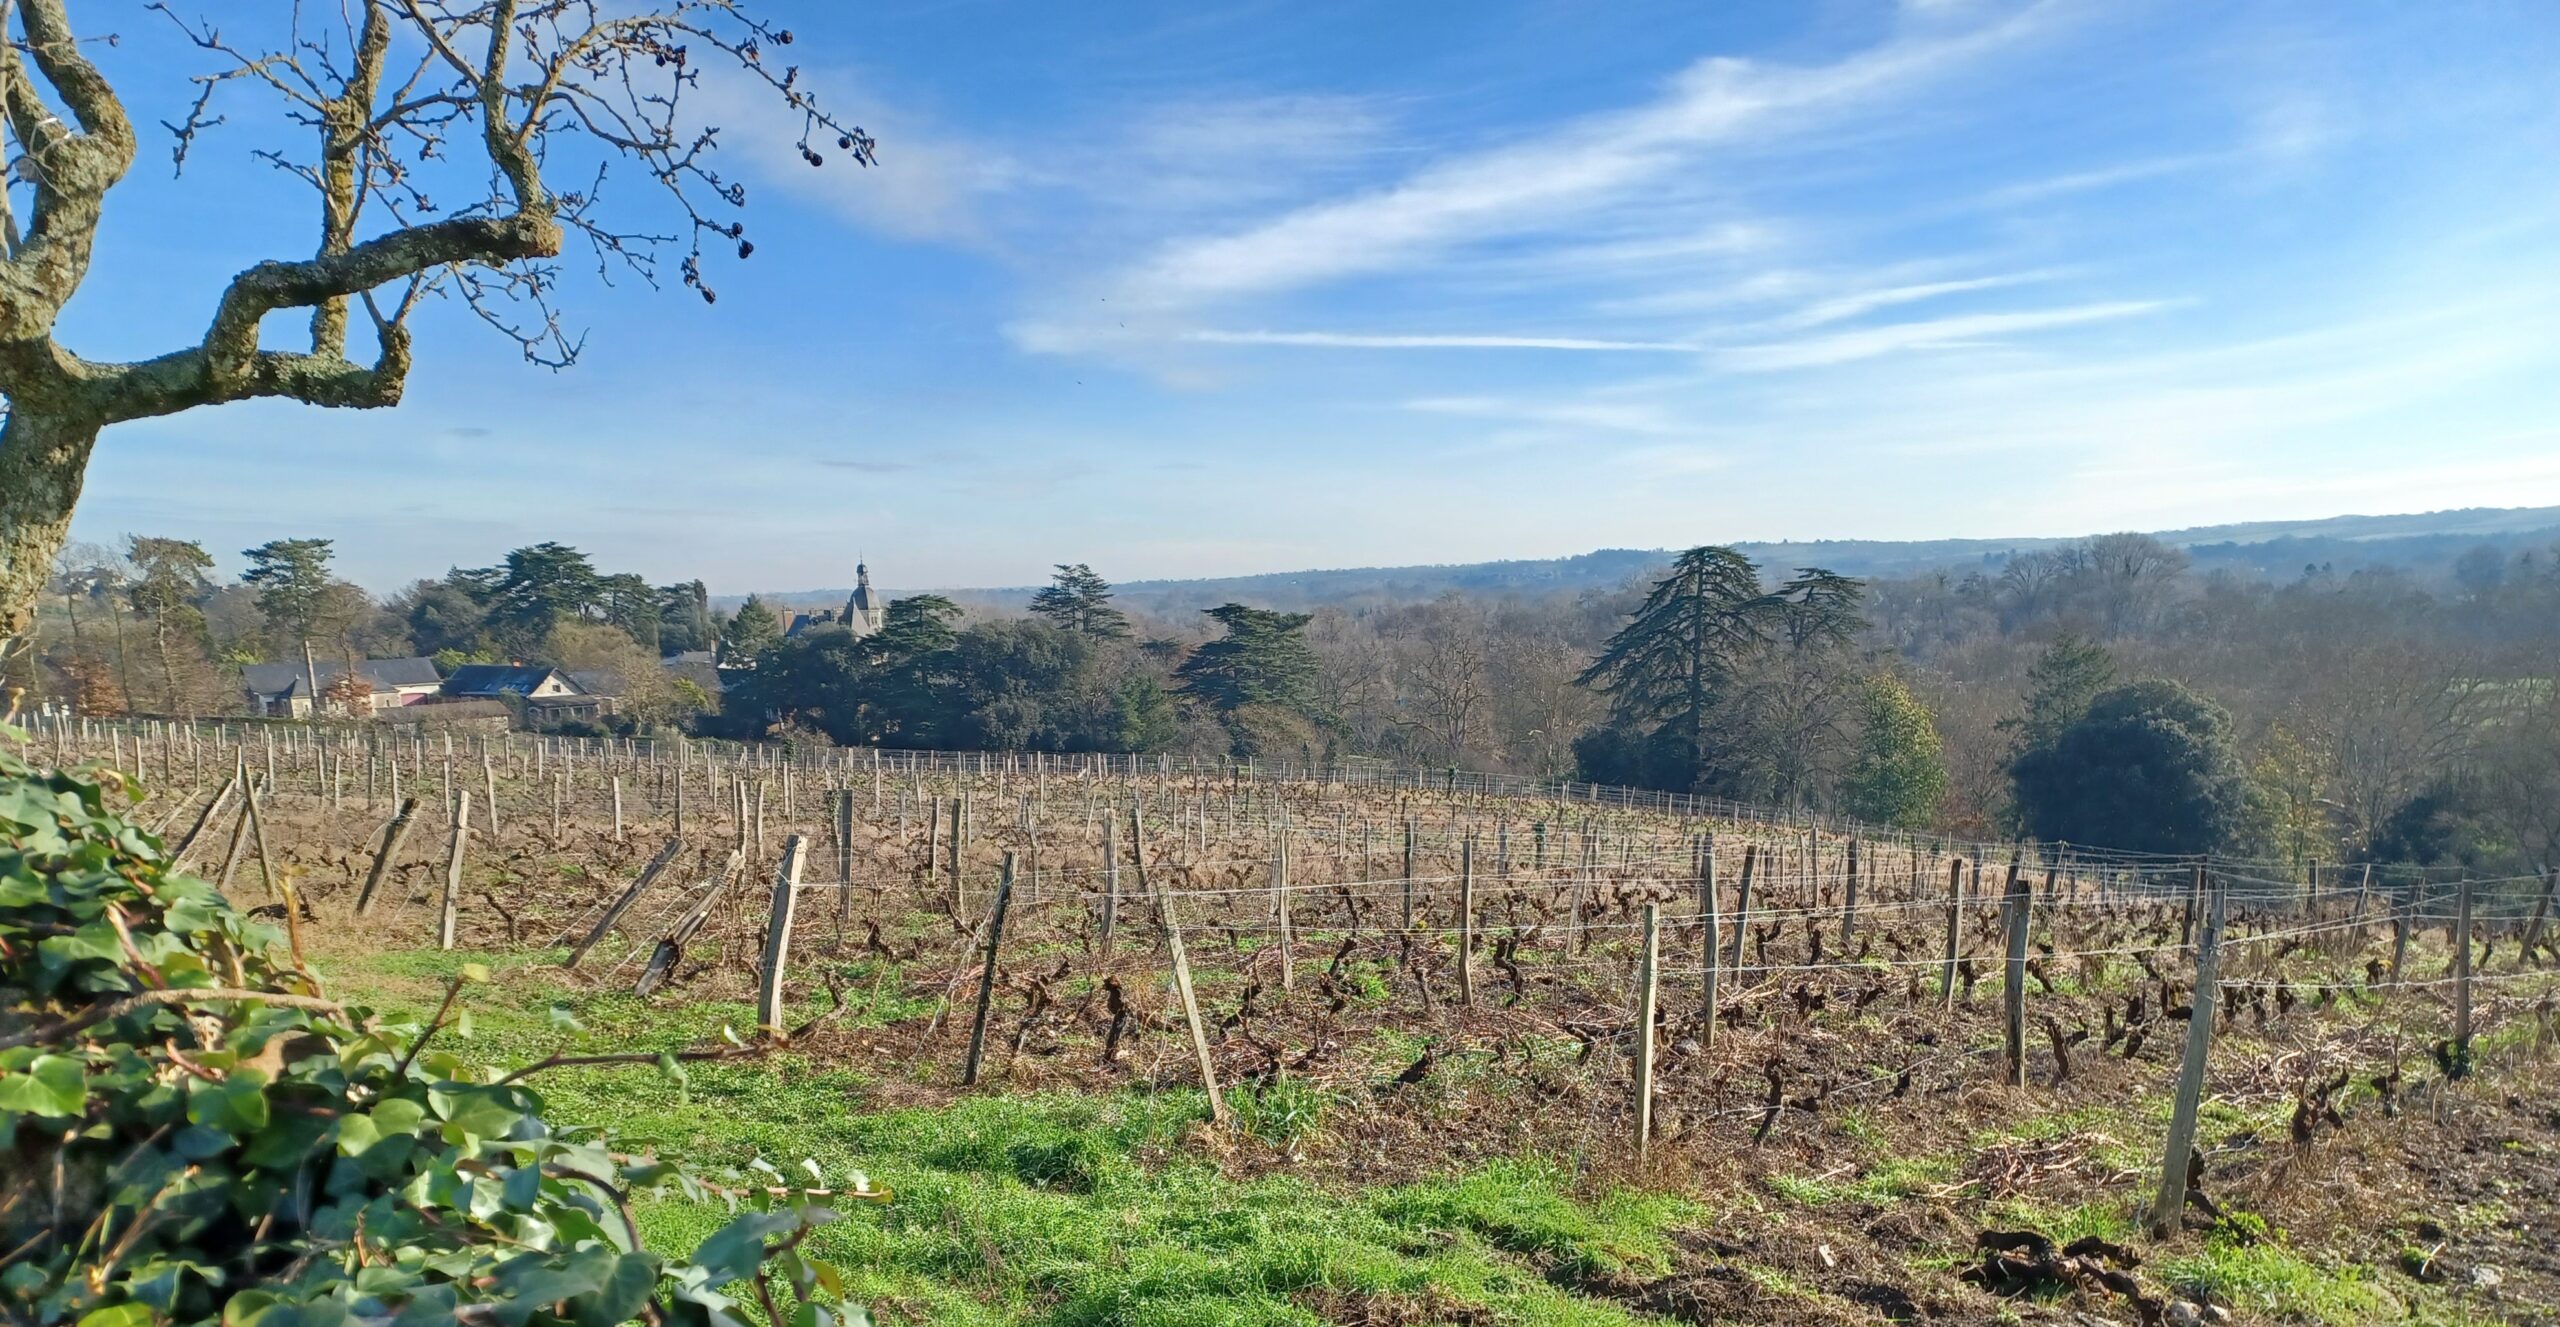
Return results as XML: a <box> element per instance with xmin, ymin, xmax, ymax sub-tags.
<box><xmin>0</xmin><ymin>408</ymin><xmax>106</xmax><ymax>654</ymax></box>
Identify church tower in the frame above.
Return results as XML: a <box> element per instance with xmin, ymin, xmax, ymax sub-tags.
<box><xmin>843</xmin><ymin>562</ymin><xmax>883</xmax><ymax>636</ymax></box>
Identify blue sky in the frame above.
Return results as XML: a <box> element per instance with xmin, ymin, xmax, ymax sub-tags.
<box><xmin>57</xmin><ymin>0</ymin><xmax>2560</xmax><ymax>595</ymax></box>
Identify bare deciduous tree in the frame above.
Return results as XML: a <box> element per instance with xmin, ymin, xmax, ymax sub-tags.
<box><xmin>0</xmin><ymin>0</ymin><xmax>872</xmax><ymax>657</ymax></box>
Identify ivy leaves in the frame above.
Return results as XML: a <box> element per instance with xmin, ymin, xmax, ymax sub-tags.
<box><xmin>0</xmin><ymin>743</ymin><xmax>864</xmax><ymax>1327</ymax></box>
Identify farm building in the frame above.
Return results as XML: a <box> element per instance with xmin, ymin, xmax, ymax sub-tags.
<box><xmin>241</xmin><ymin>657</ymin><xmax>443</xmax><ymax>717</ymax></box>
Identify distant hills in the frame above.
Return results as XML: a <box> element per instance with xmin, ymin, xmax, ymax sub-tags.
<box><xmin>745</xmin><ymin>504</ymin><xmax>2560</xmax><ymax>616</ymax></box>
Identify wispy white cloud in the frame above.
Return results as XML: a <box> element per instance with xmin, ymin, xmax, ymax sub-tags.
<box><xmin>1187</xmin><ymin>330</ymin><xmax>1701</xmax><ymax>352</ymax></box>
<box><xmin>1772</xmin><ymin>270</ymin><xmax>2064</xmax><ymax>329</ymax></box>
<box><xmin>1715</xmin><ymin>299</ymin><xmax>2174</xmax><ymax>371</ymax></box>
<box><xmin>1119</xmin><ymin>6</ymin><xmax>2059</xmax><ymax>307</ymax></box>
<box><xmin>1403</xmin><ymin>395</ymin><xmax>1690</xmax><ymax>434</ymax></box>
<box><xmin>1979</xmin><ymin>156</ymin><xmax>2216</xmax><ymax>208</ymax></box>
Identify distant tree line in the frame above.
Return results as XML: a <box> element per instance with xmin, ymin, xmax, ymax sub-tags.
<box><xmin>11</xmin><ymin>531</ymin><xmax>2558</xmax><ymax>873</ymax></box>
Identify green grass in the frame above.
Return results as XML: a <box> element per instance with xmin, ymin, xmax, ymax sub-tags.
<box><xmin>2157</xmin><ymin>1230</ymin><xmax>2404</xmax><ymax>1324</ymax></box>
<box><xmin>327</xmin><ymin>946</ymin><xmax>1702</xmax><ymax>1326</ymax></box>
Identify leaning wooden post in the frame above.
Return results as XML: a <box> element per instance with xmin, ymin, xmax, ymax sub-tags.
<box><xmin>566</xmin><ymin>836</ymin><xmax>687</xmax><ymax>967</ymax></box>
<box><xmin>353</xmin><ymin>797</ymin><xmax>421</xmax><ymax>916</ymax></box>
<box><xmin>1098</xmin><ymin>810</ymin><xmax>1121</xmax><ymax>956</ymax></box>
<box><xmin>1457</xmin><ymin>836</ymin><xmax>1477</xmax><ymax>1008</ymax></box>
<box><xmin>1634</xmin><ymin>900</ymin><xmax>1662</xmax><ymax>1159</ymax></box>
<box><xmin>481</xmin><ymin>753</ymin><xmax>502</xmax><ymax>835</ymax></box>
<box><xmin>2519</xmin><ymin>867</ymin><xmax>2556</xmax><ymax>970</ymax></box>
<box><xmin>1274</xmin><ymin>817</ymin><xmax>1296</xmax><ymax>991</ymax></box>
<box><xmin>961</xmin><ymin>853</ymin><xmax>1018</xmax><ymax>1087</ymax></box>
<box><xmin>171</xmin><ymin>772</ymin><xmax>240</xmax><ymax>870</ymax></box>
<box><xmin>244</xmin><ymin>775</ymin><xmax>283</xmax><ymax>900</ymax></box>
<box><xmin>1940</xmin><ymin>857</ymin><xmax>1966</xmax><ymax>1008</ymax></box>
<box><xmin>438</xmin><ymin>792</ymin><xmax>472</xmax><ymax>951</ymax></box>
<box><xmin>1401</xmin><ymin>818</ymin><xmax>1417</xmax><ymax>930</ymax></box>
<box><xmin>2451</xmin><ymin>875</ymin><xmax>2475</xmax><ymax>1077</ymax></box>
<box><xmin>834</xmin><ymin>790</ymin><xmax>856</xmax><ymax>928</ymax></box>
<box><xmin>2148</xmin><ymin>867</ymin><xmax>2223</xmax><ymax>1239</ymax></box>
<box><xmin>1843</xmin><ymin>836</ymin><xmax>1862</xmax><ymax>946</ymax></box>
<box><xmin>2389</xmin><ymin>881</ymin><xmax>2413</xmax><ymax>988</ymax></box>
<box><xmin>2002</xmin><ymin>859</ymin><xmax>2031</xmax><ymax>1088</ymax></box>
<box><xmin>1726</xmin><ymin>843</ymin><xmax>1758</xmax><ymax>977</ymax></box>
<box><xmin>755</xmin><ymin>836</ymin><xmax>809</xmax><ymax>1034</ymax></box>
<box><xmin>1136</xmin><ymin>804</ymin><xmax>1225</xmax><ymax>1124</ymax></box>
<box><xmin>1699</xmin><ymin>834</ymin><xmax>1721</xmax><ymax>1044</ymax></box>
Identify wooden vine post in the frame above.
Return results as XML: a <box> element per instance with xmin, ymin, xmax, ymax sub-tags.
<box><xmin>438</xmin><ymin>792</ymin><xmax>472</xmax><ymax>951</ymax></box>
<box><xmin>2002</xmin><ymin>859</ymin><xmax>2031</xmax><ymax>1088</ymax></box>
<box><xmin>961</xmin><ymin>853</ymin><xmax>1018</xmax><ymax>1087</ymax></box>
<box><xmin>353</xmin><ymin>797</ymin><xmax>421</xmax><ymax>916</ymax></box>
<box><xmin>1457</xmin><ymin>837</ymin><xmax>1477</xmax><ymax>1008</ymax></box>
<box><xmin>565</xmin><ymin>836</ymin><xmax>687</xmax><ymax>968</ymax></box>
<box><xmin>1727</xmin><ymin>843</ymin><xmax>1758</xmax><ymax>978</ymax></box>
<box><xmin>1136</xmin><ymin>804</ymin><xmax>1225</xmax><ymax>1125</ymax></box>
<box><xmin>1940</xmin><ymin>857</ymin><xmax>1966</xmax><ymax>1007</ymax></box>
<box><xmin>1698</xmin><ymin>834</ymin><xmax>1721</xmax><ymax>1045</ymax></box>
<box><xmin>1099</xmin><ymin>810</ymin><xmax>1120</xmax><ymax>956</ymax></box>
<box><xmin>2149</xmin><ymin>867</ymin><xmax>2223</xmax><ymax>1238</ymax></box>
<box><xmin>1633</xmin><ymin>900</ymin><xmax>1661</xmax><ymax>1160</ymax></box>
<box><xmin>755</xmin><ymin>836</ymin><xmax>809</xmax><ymax>1034</ymax></box>
<box><xmin>1274</xmin><ymin>816</ymin><xmax>1295</xmax><ymax>992</ymax></box>
<box><xmin>2451</xmin><ymin>874</ymin><xmax>2475</xmax><ymax>1077</ymax></box>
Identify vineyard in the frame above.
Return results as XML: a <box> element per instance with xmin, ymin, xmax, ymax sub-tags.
<box><xmin>15</xmin><ymin>714</ymin><xmax>2560</xmax><ymax>1327</ymax></box>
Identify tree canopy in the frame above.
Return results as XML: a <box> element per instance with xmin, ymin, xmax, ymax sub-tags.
<box><xmin>0</xmin><ymin>1</ymin><xmax>876</xmax><ymax>662</ymax></box>
<box><xmin>2011</xmin><ymin>678</ymin><xmax>2250</xmax><ymax>855</ymax></box>
<box><xmin>1029</xmin><ymin>564</ymin><xmax>1131</xmax><ymax>639</ymax></box>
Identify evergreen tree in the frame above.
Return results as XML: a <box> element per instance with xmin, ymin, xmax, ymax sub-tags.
<box><xmin>717</xmin><ymin>594</ymin><xmax>785</xmax><ymax>665</ymax></box>
<box><xmin>1840</xmin><ymin>674</ymin><xmax>1947</xmax><ymax>828</ymax></box>
<box><xmin>1176</xmin><ymin>604</ymin><xmax>1322</xmax><ymax>716</ymax></box>
<box><xmin>866</xmin><ymin>595</ymin><xmax>963</xmax><ymax>745</ymax></box>
<box><xmin>1114</xmin><ymin>674</ymin><xmax>1182</xmax><ymax>752</ymax></box>
<box><xmin>240</xmin><ymin>538</ymin><xmax>340</xmax><ymax>655</ymax></box>
<box><xmin>658</xmin><ymin>580</ymin><xmax>713</xmax><ymax>654</ymax></box>
<box><xmin>1028</xmin><ymin>563</ymin><xmax>1131</xmax><ymax>638</ymax></box>
<box><xmin>124</xmin><ymin>537</ymin><xmax>218</xmax><ymax>717</ymax></box>
<box><xmin>475</xmin><ymin>542</ymin><xmax>603</xmax><ymax>658</ymax></box>
<box><xmin>2002</xmin><ymin>633</ymin><xmax>2114</xmax><ymax>756</ymax></box>
<box><xmin>1575</xmin><ymin>546</ymin><xmax>1775</xmax><ymax>792</ymax></box>
<box><xmin>2011</xmin><ymin>678</ymin><xmax>2248</xmax><ymax>854</ymax></box>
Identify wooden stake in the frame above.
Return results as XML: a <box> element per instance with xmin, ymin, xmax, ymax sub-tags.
<box><xmin>2452</xmin><ymin>875</ymin><xmax>2475</xmax><ymax>1076</ymax></box>
<box><xmin>1940</xmin><ymin>857</ymin><xmax>1965</xmax><ymax>1007</ymax></box>
<box><xmin>354</xmin><ymin>797</ymin><xmax>420</xmax><ymax>916</ymax></box>
<box><xmin>2002</xmin><ymin>859</ymin><xmax>2030</xmax><ymax>1088</ymax></box>
<box><xmin>2149</xmin><ymin>868</ymin><xmax>2222</xmax><ymax>1239</ymax></box>
<box><xmin>1099</xmin><ymin>810</ymin><xmax>1120</xmax><ymax>956</ymax></box>
<box><xmin>1699</xmin><ymin>834</ymin><xmax>1721</xmax><ymax>1044</ymax></box>
<box><xmin>1634</xmin><ymin>901</ymin><xmax>1661</xmax><ymax>1159</ymax></box>
<box><xmin>1137</xmin><ymin>804</ymin><xmax>1225</xmax><ymax>1125</ymax></box>
<box><xmin>961</xmin><ymin>852</ymin><xmax>1018</xmax><ymax>1087</ymax></box>
<box><xmin>756</xmin><ymin>836</ymin><xmax>808</xmax><ymax>1033</ymax></box>
<box><xmin>438</xmin><ymin>792</ymin><xmax>472</xmax><ymax>951</ymax></box>
<box><xmin>566</xmin><ymin>836</ymin><xmax>687</xmax><ymax>967</ymax></box>
<box><xmin>1464</xmin><ymin>840</ymin><xmax>1484</xmax><ymax>1014</ymax></box>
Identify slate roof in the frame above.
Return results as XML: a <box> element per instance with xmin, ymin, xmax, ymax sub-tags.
<box><xmin>440</xmin><ymin>664</ymin><xmax>579</xmax><ymax>697</ymax></box>
<box><xmin>241</xmin><ymin>657</ymin><xmax>441</xmax><ymax>697</ymax></box>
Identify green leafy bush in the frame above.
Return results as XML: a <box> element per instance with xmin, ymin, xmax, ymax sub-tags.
<box><xmin>0</xmin><ymin>739</ymin><xmax>875</xmax><ymax>1327</ymax></box>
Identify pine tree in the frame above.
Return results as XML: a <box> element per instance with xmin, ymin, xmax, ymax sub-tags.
<box><xmin>2002</xmin><ymin>633</ymin><xmax>2115</xmax><ymax>757</ymax></box>
<box><xmin>124</xmin><ymin>537</ymin><xmax>219</xmax><ymax>718</ymax></box>
<box><xmin>1176</xmin><ymin>604</ymin><xmax>1322</xmax><ymax>716</ymax></box>
<box><xmin>1028</xmin><ymin>563</ymin><xmax>1131</xmax><ymax>638</ymax></box>
<box><xmin>1576</xmin><ymin>546</ymin><xmax>1776</xmax><ymax>792</ymax></box>
<box><xmin>717</xmin><ymin>594</ymin><xmax>785</xmax><ymax>666</ymax></box>
<box><xmin>1841</xmin><ymin>674</ymin><xmax>1948</xmax><ymax>828</ymax></box>
<box><xmin>240</xmin><ymin>538</ymin><xmax>340</xmax><ymax>655</ymax></box>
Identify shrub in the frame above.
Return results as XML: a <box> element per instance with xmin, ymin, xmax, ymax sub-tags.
<box><xmin>0</xmin><ymin>738</ymin><xmax>875</xmax><ymax>1327</ymax></box>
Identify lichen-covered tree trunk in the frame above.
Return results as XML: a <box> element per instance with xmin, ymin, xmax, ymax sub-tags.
<box><xmin>0</xmin><ymin>409</ymin><xmax>106</xmax><ymax>652</ymax></box>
